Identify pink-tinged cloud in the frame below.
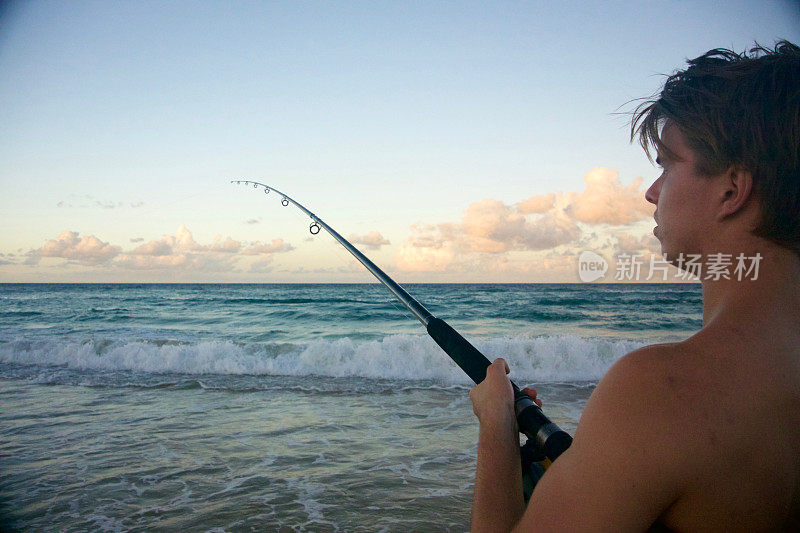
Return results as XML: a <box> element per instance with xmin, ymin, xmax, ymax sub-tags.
<box><xmin>131</xmin><ymin>240</ymin><xmax>172</xmax><ymax>256</ymax></box>
<box><xmin>395</xmin><ymin>200</ymin><xmax>581</xmax><ymax>271</ymax></box>
<box><xmin>205</xmin><ymin>236</ymin><xmax>242</xmax><ymax>254</ymax></box>
<box><xmin>460</xmin><ymin>199</ymin><xmax>580</xmax><ymax>253</ymax></box>
<box><xmin>115</xmin><ymin>225</ymin><xmax>260</xmax><ymax>272</ymax></box>
<box><xmin>127</xmin><ymin>225</ymin><xmax>243</xmax><ymax>256</ymax></box>
<box><xmin>128</xmin><ymin>225</ymin><xmax>202</xmax><ymax>257</ymax></box>
<box><xmin>21</xmin><ymin>225</ymin><xmax>295</xmax><ymax>274</ymax></box>
<box><xmin>113</xmin><ymin>253</ymin><xmax>236</xmax><ymax>272</ymax></box>
<box><xmin>517</xmin><ymin>193</ymin><xmax>556</xmax><ymax>214</ymax></box>
<box><xmin>615</xmin><ymin>233</ymin><xmax>661</xmax><ymax>254</ymax></box>
<box><xmin>242</xmin><ymin>238</ymin><xmax>294</xmax><ymax>255</ymax></box>
<box><xmin>349</xmin><ymin>231</ymin><xmax>391</xmax><ymax>249</ymax></box>
<box><xmin>406</xmin><ymin>223</ymin><xmax>446</xmax><ymax>249</ymax></box>
<box><xmin>564</xmin><ymin>167</ymin><xmax>653</xmax><ymax>225</ymax></box>
<box><xmin>36</xmin><ymin>230</ymin><xmax>122</xmax><ymax>265</ymax></box>
<box><xmin>395</xmin><ymin>241</ymin><xmax>458</xmax><ymax>272</ymax></box>
<box><xmin>394</xmin><ymin>166</ymin><xmax>653</xmax><ymax>274</ymax></box>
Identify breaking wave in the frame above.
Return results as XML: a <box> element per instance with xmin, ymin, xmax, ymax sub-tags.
<box><xmin>0</xmin><ymin>334</ymin><xmax>642</xmax><ymax>384</ymax></box>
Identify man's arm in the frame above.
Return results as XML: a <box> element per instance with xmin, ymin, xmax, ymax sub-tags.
<box><xmin>469</xmin><ymin>359</ymin><xmax>525</xmax><ymax>531</ymax></box>
<box><xmin>471</xmin><ymin>348</ymin><xmax>688</xmax><ymax>531</ymax></box>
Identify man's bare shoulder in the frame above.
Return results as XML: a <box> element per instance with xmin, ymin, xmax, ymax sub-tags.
<box><xmin>518</xmin><ymin>344</ymin><xmax>694</xmax><ymax>530</ymax></box>
<box><xmin>574</xmin><ymin>342</ymin><xmax>702</xmax><ymax>482</ymax></box>
<box><xmin>574</xmin><ymin>341</ymin><xmax>720</xmax><ymax>491</ymax></box>
<box><xmin>580</xmin><ymin>342</ymin><xmax>697</xmax><ymax>444</ymax></box>
<box><xmin>582</xmin><ymin>338</ymin><xmax>800</xmax><ymax>530</ymax></box>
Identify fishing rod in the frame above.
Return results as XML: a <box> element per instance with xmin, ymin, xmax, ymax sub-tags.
<box><xmin>232</xmin><ymin>180</ymin><xmax>573</xmax><ymax>484</ymax></box>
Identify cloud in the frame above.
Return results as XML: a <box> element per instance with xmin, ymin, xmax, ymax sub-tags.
<box><xmin>246</xmin><ymin>219</ymin><xmax>260</xmax><ymax>225</ymax></box>
<box><xmin>124</xmin><ymin>224</ymin><xmax>197</xmax><ymax>258</ymax></box>
<box><xmin>18</xmin><ymin>225</ymin><xmax>297</xmax><ymax>275</ymax></box>
<box><xmin>564</xmin><ymin>167</ymin><xmax>653</xmax><ymax>225</ymax></box>
<box><xmin>242</xmin><ymin>238</ymin><xmax>294</xmax><ymax>255</ymax></box>
<box><xmin>114</xmin><ymin>225</ymin><xmax>247</xmax><ymax>271</ymax></box>
<box><xmin>95</xmin><ymin>200</ymin><xmax>123</xmax><ymax>209</ymax></box>
<box><xmin>517</xmin><ymin>193</ymin><xmax>555</xmax><ymax>214</ymax></box>
<box><xmin>131</xmin><ymin>240</ymin><xmax>172</xmax><ymax>256</ymax></box>
<box><xmin>395</xmin><ymin>200</ymin><xmax>581</xmax><ymax>271</ymax></box>
<box><xmin>349</xmin><ymin>231</ymin><xmax>391</xmax><ymax>249</ymax></box>
<box><xmin>615</xmin><ymin>233</ymin><xmax>660</xmax><ymax>254</ymax></box>
<box><xmin>113</xmin><ymin>252</ymin><xmax>234</xmax><ymax>271</ymax></box>
<box><xmin>56</xmin><ymin>195</ymin><xmax>143</xmax><ymax>210</ymax></box>
<box><xmin>288</xmin><ymin>263</ymin><xmax>363</xmax><ymax>275</ymax></box>
<box><xmin>127</xmin><ymin>225</ymin><xmax>242</xmax><ymax>255</ymax></box>
<box><xmin>406</xmin><ymin>223</ymin><xmax>447</xmax><ymax>249</ymax></box>
<box><xmin>33</xmin><ymin>230</ymin><xmax>122</xmax><ymax>265</ymax></box>
<box><xmin>461</xmin><ymin>199</ymin><xmax>580</xmax><ymax>253</ymax></box>
<box><xmin>249</xmin><ymin>258</ymin><xmax>275</xmax><ymax>273</ymax></box>
<box><xmin>394</xmin><ymin>166</ymin><xmax>653</xmax><ymax>274</ymax></box>
<box><xmin>396</xmin><ymin>240</ymin><xmax>458</xmax><ymax>272</ymax></box>
<box><xmin>206</xmin><ymin>236</ymin><xmax>242</xmax><ymax>254</ymax></box>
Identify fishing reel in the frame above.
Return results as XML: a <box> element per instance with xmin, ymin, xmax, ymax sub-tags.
<box><xmin>520</xmin><ymin>436</ymin><xmax>550</xmax><ymax>501</ymax></box>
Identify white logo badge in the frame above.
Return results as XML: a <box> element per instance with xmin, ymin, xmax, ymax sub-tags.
<box><xmin>578</xmin><ymin>251</ymin><xmax>608</xmax><ymax>282</ymax></box>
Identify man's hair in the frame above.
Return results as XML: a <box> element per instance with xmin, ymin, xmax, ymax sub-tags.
<box><xmin>631</xmin><ymin>40</ymin><xmax>800</xmax><ymax>254</ymax></box>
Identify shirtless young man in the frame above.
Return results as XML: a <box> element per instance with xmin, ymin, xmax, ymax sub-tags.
<box><xmin>469</xmin><ymin>41</ymin><xmax>800</xmax><ymax>531</ymax></box>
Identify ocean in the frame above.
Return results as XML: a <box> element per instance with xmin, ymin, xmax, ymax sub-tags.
<box><xmin>0</xmin><ymin>283</ymin><xmax>702</xmax><ymax>531</ymax></box>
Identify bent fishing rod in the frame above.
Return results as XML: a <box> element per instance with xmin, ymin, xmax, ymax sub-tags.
<box><xmin>232</xmin><ymin>180</ymin><xmax>573</xmax><ymax>465</ymax></box>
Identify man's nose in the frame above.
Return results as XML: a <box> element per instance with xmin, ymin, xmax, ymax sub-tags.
<box><xmin>645</xmin><ymin>175</ymin><xmax>662</xmax><ymax>205</ymax></box>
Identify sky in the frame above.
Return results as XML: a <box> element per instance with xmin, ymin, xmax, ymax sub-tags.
<box><xmin>1</xmin><ymin>0</ymin><xmax>798</xmax><ymax>283</ymax></box>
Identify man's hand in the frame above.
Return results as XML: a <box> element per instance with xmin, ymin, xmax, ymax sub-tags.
<box><xmin>469</xmin><ymin>358</ymin><xmax>543</xmax><ymax>424</ymax></box>
<box><xmin>469</xmin><ymin>357</ymin><xmax>515</xmax><ymax>423</ymax></box>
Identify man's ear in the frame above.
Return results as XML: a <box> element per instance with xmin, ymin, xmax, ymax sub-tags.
<box><xmin>717</xmin><ymin>166</ymin><xmax>753</xmax><ymax>221</ymax></box>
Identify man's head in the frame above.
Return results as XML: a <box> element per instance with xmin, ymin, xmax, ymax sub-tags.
<box><xmin>631</xmin><ymin>40</ymin><xmax>800</xmax><ymax>256</ymax></box>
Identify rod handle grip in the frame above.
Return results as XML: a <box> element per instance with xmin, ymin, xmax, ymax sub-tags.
<box><xmin>426</xmin><ymin>317</ymin><xmax>493</xmax><ymax>384</ymax></box>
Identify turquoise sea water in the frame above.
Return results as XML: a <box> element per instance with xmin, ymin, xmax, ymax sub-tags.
<box><xmin>0</xmin><ymin>283</ymin><xmax>702</xmax><ymax>531</ymax></box>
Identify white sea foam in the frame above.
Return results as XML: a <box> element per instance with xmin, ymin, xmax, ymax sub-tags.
<box><xmin>0</xmin><ymin>334</ymin><xmax>643</xmax><ymax>383</ymax></box>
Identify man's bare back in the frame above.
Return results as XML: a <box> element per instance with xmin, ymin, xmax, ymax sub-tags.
<box><xmin>628</xmin><ymin>305</ymin><xmax>800</xmax><ymax>530</ymax></box>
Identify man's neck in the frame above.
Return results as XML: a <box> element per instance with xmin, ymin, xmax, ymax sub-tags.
<box><xmin>701</xmin><ymin>244</ymin><xmax>800</xmax><ymax>328</ymax></box>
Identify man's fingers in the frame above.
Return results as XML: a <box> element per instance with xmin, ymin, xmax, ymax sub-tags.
<box><xmin>488</xmin><ymin>357</ymin><xmax>509</xmax><ymax>377</ymax></box>
<box><xmin>522</xmin><ymin>386</ymin><xmax>543</xmax><ymax>407</ymax></box>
